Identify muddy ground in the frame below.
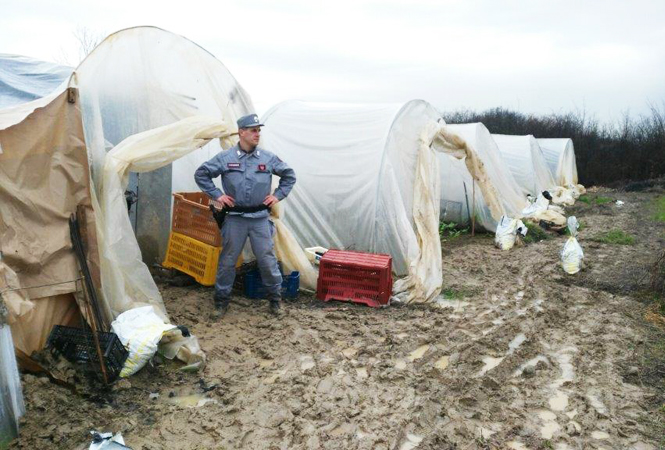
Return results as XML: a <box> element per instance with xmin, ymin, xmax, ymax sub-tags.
<box><xmin>10</xmin><ymin>188</ymin><xmax>665</xmax><ymax>450</ymax></box>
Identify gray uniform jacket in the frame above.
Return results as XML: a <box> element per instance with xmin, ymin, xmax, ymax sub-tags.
<box><xmin>194</xmin><ymin>145</ymin><xmax>296</xmax><ymax>219</ymax></box>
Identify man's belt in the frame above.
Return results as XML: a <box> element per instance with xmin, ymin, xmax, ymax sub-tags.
<box><xmin>209</xmin><ymin>204</ymin><xmax>271</xmax><ymax>229</ymax></box>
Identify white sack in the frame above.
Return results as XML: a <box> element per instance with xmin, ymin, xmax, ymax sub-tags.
<box><xmin>561</xmin><ymin>216</ymin><xmax>584</xmax><ymax>275</ymax></box>
<box><xmin>111</xmin><ymin>306</ymin><xmax>177</xmax><ymax>377</ymax></box>
<box><xmin>495</xmin><ymin>215</ymin><xmax>527</xmax><ymax>251</ymax></box>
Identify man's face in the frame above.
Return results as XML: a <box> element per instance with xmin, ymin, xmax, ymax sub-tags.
<box><xmin>239</xmin><ymin>126</ymin><xmax>262</xmax><ymax>149</ymax></box>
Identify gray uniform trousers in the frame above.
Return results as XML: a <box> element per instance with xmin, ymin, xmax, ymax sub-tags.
<box><xmin>215</xmin><ymin>215</ymin><xmax>283</xmax><ymax>301</ymax></box>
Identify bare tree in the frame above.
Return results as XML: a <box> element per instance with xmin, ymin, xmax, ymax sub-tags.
<box><xmin>55</xmin><ymin>26</ymin><xmax>106</xmax><ymax>66</ymax></box>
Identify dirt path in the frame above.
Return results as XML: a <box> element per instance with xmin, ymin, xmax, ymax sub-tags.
<box><xmin>11</xmin><ymin>189</ymin><xmax>665</xmax><ymax>449</ymax></box>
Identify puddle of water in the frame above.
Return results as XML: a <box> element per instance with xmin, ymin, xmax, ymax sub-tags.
<box><xmin>477</xmin><ymin>356</ymin><xmax>504</xmax><ymax>377</ymax></box>
<box><xmin>330</xmin><ymin>422</ymin><xmax>355</xmax><ymax>436</ymax></box>
<box><xmin>550</xmin><ymin>348</ymin><xmax>577</xmax><ymax>389</ymax></box>
<box><xmin>549</xmin><ymin>391</ymin><xmax>569</xmax><ymax>411</ymax></box>
<box><xmin>356</xmin><ymin>367</ymin><xmax>368</xmax><ymax>379</ymax></box>
<box><xmin>408</xmin><ymin>345</ymin><xmax>430</xmax><ymax>361</ymax></box>
<box><xmin>435</xmin><ymin>356</ymin><xmax>449</xmax><ymax>370</ymax></box>
<box><xmin>586</xmin><ymin>393</ymin><xmax>608</xmax><ymax>416</ymax></box>
<box><xmin>342</xmin><ymin>347</ymin><xmax>358</xmax><ymax>359</ymax></box>
<box><xmin>300</xmin><ymin>355</ymin><xmax>315</xmax><ymax>371</ymax></box>
<box><xmin>537</xmin><ymin>410</ymin><xmax>560</xmax><ymax>439</ymax></box>
<box><xmin>399</xmin><ymin>434</ymin><xmax>423</xmax><ymax>450</ymax></box>
<box><xmin>513</xmin><ymin>355</ymin><xmax>549</xmax><ymax>377</ymax></box>
<box><xmin>168</xmin><ymin>394</ymin><xmax>215</xmax><ymax>408</ymax></box>
<box><xmin>591</xmin><ymin>430</ymin><xmax>610</xmax><ymax>440</ymax></box>
<box><xmin>395</xmin><ymin>360</ymin><xmax>407</xmax><ymax>370</ymax></box>
<box><xmin>434</xmin><ymin>297</ymin><xmax>470</xmax><ymax>311</ymax></box>
<box><xmin>264</xmin><ymin>369</ymin><xmax>287</xmax><ymax>384</ymax></box>
<box><xmin>476</xmin><ymin>427</ymin><xmax>495</xmax><ymax>439</ymax></box>
<box><xmin>507</xmin><ymin>333</ymin><xmax>527</xmax><ymax>355</ymax></box>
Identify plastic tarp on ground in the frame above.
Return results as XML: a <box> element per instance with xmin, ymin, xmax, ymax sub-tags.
<box><xmin>492</xmin><ymin>134</ymin><xmax>558</xmax><ymax>197</ymax></box>
<box><xmin>537</xmin><ymin>138</ymin><xmax>579</xmax><ymax>187</ymax></box>
<box><xmin>0</xmin><ymin>54</ymin><xmax>72</xmax><ymax>109</ymax></box>
<box><xmin>439</xmin><ymin>123</ymin><xmax>528</xmax><ymax>231</ymax></box>
<box><xmin>261</xmin><ymin>100</ymin><xmax>491</xmax><ymax>303</ymax></box>
<box><xmin>75</xmin><ymin>26</ymin><xmax>253</xmax><ymax>194</ymax></box>
<box><xmin>0</xmin><ymin>323</ymin><xmax>25</xmax><ymax>446</ymax></box>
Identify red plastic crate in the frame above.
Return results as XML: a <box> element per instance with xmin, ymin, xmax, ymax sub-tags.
<box><xmin>316</xmin><ymin>249</ymin><xmax>392</xmax><ymax>307</ymax></box>
<box><xmin>171</xmin><ymin>192</ymin><xmax>221</xmax><ymax>247</ymax></box>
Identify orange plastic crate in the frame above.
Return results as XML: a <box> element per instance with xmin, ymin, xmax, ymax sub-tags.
<box><xmin>162</xmin><ymin>232</ymin><xmax>241</xmax><ymax>286</ymax></box>
<box><xmin>171</xmin><ymin>192</ymin><xmax>221</xmax><ymax>247</ymax></box>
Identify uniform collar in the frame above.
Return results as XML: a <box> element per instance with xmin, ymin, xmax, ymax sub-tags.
<box><xmin>236</xmin><ymin>145</ymin><xmax>261</xmax><ymax>159</ymax></box>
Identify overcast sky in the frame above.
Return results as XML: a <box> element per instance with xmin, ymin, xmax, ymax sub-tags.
<box><xmin>2</xmin><ymin>0</ymin><xmax>664</xmax><ymax>123</ymax></box>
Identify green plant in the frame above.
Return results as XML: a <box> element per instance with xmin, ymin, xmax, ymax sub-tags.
<box><xmin>441</xmin><ymin>288</ymin><xmax>464</xmax><ymax>300</ymax></box>
<box><xmin>654</xmin><ymin>196</ymin><xmax>665</xmax><ymax>222</ymax></box>
<box><xmin>592</xmin><ymin>229</ymin><xmax>636</xmax><ymax>245</ymax></box>
<box><xmin>579</xmin><ymin>194</ymin><xmax>613</xmax><ymax>205</ymax></box>
<box><xmin>439</xmin><ymin>221</ymin><xmax>468</xmax><ymax>240</ymax></box>
<box><xmin>593</xmin><ymin>196</ymin><xmax>614</xmax><ymax>205</ymax></box>
<box><xmin>523</xmin><ymin>222</ymin><xmax>549</xmax><ymax>243</ymax></box>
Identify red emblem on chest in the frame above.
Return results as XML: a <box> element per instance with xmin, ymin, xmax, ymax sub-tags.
<box><xmin>227</xmin><ymin>163</ymin><xmax>240</xmax><ymax>169</ymax></box>
<box><xmin>258</xmin><ymin>164</ymin><xmax>266</xmax><ymax>171</ymax></box>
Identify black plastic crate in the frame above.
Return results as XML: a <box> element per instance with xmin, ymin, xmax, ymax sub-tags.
<box><xmin>47</xmin><ymin>325</ymin><xmax>128</xmax><ymax>382</ymax></box>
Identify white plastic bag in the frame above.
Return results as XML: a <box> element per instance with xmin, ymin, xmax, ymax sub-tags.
<box><xmin>304</xmin><ymin>246</ymin><xmax>329</xmax><ymax>265</ymax></box>
<box><xmin>111</xmin><ymin>306</ymin><xmax>177</xmax><ymax>377</ymax></box>
<box><xmin>561</xmin><ymin>216</ymin><xmax>584</xmax><ymax>274</ymax></box>
<box><xmin>495</xmin><ymin>215</ymin><xmax>527</xmax><ymax>250</ymax></box>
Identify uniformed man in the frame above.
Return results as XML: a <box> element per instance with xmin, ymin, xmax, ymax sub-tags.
<box><xmin>194</xmin><ymin>113</ymin><xmax>296</xmax><ymax>319</ymax></box>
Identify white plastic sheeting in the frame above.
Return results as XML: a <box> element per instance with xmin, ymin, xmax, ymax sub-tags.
<box><xmin>261</xmin><ymin>100</ymin><xmax>474</xmax><ymax>303</ymax></box>
<box><xmin>0</xmin><ymin>324</ymin><xmax>24</xmax><ymax>446</ymax></box>
<box><xmin>538</xmin><ymin>138</ymin><xmax>579</xmax><ymax>187</ymax></box>
<box><xmin>98</xmin><ymin>116</ymin><xmax>233</xmax><ymax>318</ymax></box>
<box><xmin>439</xmin><ymin>123</ymin><xmax>528</xmax><ymax>231</ymax></box>
<box><xmin>0</xmin><ymin>54</ymin><xmax>72</xmax><ymax>109</ymax></box>
<box><xmin>493</xmin><ymin>134</ymin><xmax>557</xmax><ymax>197</ymax></box>
<box><xmin>75</xmin><ymin>26</ymin><xmax>253</xmax><ymax>194</ymax></box>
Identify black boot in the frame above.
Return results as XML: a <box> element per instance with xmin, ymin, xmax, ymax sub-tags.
<box><xmin>212</xmin><ymin>295</ymin><xmax>230</xmax><ymax>320</ymax></box>
<box><xmin>269</xmin><ymin>299</ymin><xmax>282</xmax><ymax>317</ymax></box>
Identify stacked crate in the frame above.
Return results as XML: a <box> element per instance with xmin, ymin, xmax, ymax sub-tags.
<box><xmin>162</xmin><ymin>192</ymin><xmax>239</xmax><ymax>286</ymax></box>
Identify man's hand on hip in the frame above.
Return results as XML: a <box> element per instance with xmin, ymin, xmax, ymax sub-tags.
<box><xmin>216</xmin><ymin>195</ymin><xmax>235</xmax><ymax>208</ymax></box>
<box><xmin>263</xmin><ymin>195</ymin><xmax>279</xmax><ymax>207</ymax></box>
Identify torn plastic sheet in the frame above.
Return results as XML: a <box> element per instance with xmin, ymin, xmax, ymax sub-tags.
<box><xmin>521</xmin><ymin>192</ymin><xmax>566</xmax><ymax>229</ymax></box>
<box><xmin>0</xmin><ymin>324</ymin><xmax>25</xmax><ymax>445</ymax></box>
<box><xmin>89</xmin><ymin>431</ymin><xmax>131</xmax><ymax>449</ymax></box>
